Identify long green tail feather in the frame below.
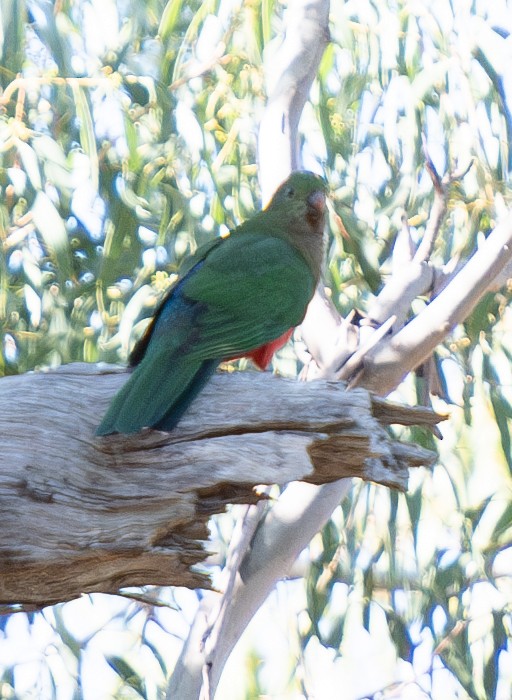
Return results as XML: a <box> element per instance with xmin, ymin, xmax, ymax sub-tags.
<box><xmin>96</xmin><ymin>354</ymin><xmax>218</xmax><ymax>435</ymax></box>
<box><xmin>153</xmin><ymin>359</ymin><xmax>217</xmax><ymax>430</ymax></box>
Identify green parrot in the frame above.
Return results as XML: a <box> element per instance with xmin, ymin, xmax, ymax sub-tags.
<box><xmin>96</xmin><ymin>170</ymin><xmax>326</xmax><ymax>435</ymax></box>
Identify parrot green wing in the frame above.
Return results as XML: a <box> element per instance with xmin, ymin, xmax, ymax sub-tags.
<box><xmin>152</xmin><ymin>231</ymin><xmax>316</xmax><ymax>362</ymax></box>
<box><xmin>96</xmin><ymin>233</ymin><xmax>315</xmax><ymax>435</ymax></box>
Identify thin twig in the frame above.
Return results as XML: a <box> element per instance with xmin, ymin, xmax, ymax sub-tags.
<box><xmin>433</xmin><ymin>620</ymin><xmax>468</xmax><ymax>655</ymax></box>
<box><xmin>116</xmin><ymin>591</ymin><xmax>179</xmax><ymax>609</ymax></box>
<box><xmin>0</xmin><ymin>75</ymin><xmax>110</xmax><ymax>106</ymax></box>
<box><xmin>415</xmin><ymin>136</ymin><xmax>474</xmax><ymax>264</ymax></box>
<box><xmin>414</xmin><ymin>135</ymin><xmax>448</xmax><ymax>263</ymax></box>
<box><xmin>167</xmin><ymin>49</ymin><xmax>230</xmax><ymax>92</ymax></box>
<box><xmin>338</xmin><ymin>315</ymin><xmax>396</xmax><ymax>382</ymax></box>
<box><xmin>392</xmin><ymin>213</ymin><xmax>415</xmax><ymax>274</ymax></box>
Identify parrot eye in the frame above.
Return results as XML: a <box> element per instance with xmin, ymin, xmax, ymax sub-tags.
<box><xmin>285</xmin><ymin>186</ymin><xmax>295</xmax><ymax>198</ymax></box>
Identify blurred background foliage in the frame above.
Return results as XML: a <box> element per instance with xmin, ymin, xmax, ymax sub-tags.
<box><xmin>1</xmin><ymin>0</ymin><xmax>512</xmax><ymax>698</ymax></box>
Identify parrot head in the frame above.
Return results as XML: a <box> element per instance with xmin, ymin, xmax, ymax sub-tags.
<box><xmin>267</xmin><ymin>171</ymin><xmax>327</xmax><ymax>233</ymax></box>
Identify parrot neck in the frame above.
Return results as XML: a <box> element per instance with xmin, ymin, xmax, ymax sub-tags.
<box><xmin>236</xmin><ymin>207</ymin><xmax>325</xmax><ymax>281</ymax></box>
<box><xmin>286</xmin><ymin>226</ymin><xmax>325</xmax><ymax>282</ymax></box>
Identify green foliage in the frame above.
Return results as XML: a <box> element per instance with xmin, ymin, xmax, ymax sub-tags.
<box><xmin>1</xmin><ymin>0</ymin><xmax>512</xmax><ymax>698</ymax></box>
<box><xmin>0</xmin><ymin>0</ymin><xmax>263</xmax><ymax>374</ymax></box>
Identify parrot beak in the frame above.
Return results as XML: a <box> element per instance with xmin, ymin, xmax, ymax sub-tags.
<box><xmin>306</xmin><ymin>190</ymin><xmax>326</xmax><ymax>213</ymax></box>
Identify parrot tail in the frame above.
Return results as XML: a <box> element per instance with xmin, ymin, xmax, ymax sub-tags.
<box><xmin>152</xmin><ymin>359</ymin><xmax>218</xmax><ymax>431</ymax></box>
<box><xmin>96</xmin><ymin>356</ymin><xmax>218</xmax><ymax>435</ymax></box>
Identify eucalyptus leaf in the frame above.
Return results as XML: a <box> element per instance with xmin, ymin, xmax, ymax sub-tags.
<box><xmin>32</xmin><ymin>191</ymin><xmax>74</xmax><ymax>283</ymax></box>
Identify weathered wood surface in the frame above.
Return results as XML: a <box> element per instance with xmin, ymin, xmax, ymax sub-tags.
<box><xmin>0</xmin><ymin>363</ymin><xmax>441</xmax><ymax>608</ymax></box>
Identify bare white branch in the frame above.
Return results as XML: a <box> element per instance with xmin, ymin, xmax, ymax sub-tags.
<box><xmin>257</xmin><ymin>0</ymin><xmax>330</xmax><ymax>203</ymax></box>
<box><xmin>356</xmin><ymin>217</ymin><xmax>512</xmax><ymax>394</ymax></box>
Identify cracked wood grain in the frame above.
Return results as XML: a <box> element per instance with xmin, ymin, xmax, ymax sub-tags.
<box><xmin>0</xmin><ymin>363</ymin><xmax>441</xmax><ymax>608</ymax></box>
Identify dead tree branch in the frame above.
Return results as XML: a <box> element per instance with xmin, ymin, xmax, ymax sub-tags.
<box><xmin>0</xmin><ymin>363</ymin><xmax>439</xmax><ymax>610</ymax></box>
